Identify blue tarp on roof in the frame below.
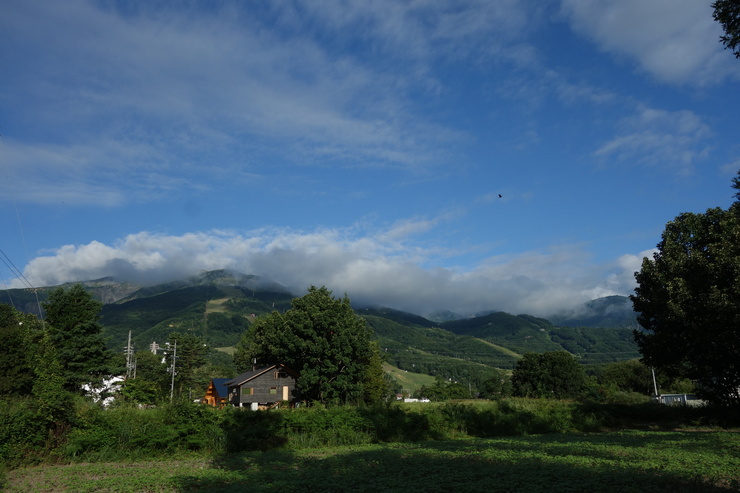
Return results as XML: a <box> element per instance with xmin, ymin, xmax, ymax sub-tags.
<box><xmin>211</xmin><ymin>378</ymin><xmax>230</xmax><ymax>398</ymax></box>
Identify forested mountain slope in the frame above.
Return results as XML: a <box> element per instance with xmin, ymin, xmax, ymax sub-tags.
<box><xmin>1</xmin><ymin>270</ymin><xmax>640</xmax><ymax>376</ymax></box>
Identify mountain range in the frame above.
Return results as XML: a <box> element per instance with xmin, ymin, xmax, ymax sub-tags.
<box><xmin>1</xmin><ymin>270</ymin><xmax>641</xmax><ymax>381</ymax></box>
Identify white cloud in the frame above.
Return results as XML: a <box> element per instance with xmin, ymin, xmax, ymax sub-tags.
<box><xmin>0</xmin><ymin>0</ymin><xmax>542</xmax><ymax>207</ymax></box>
<box><xmin>16</xmin><ymin>226</ymin><xmax>643</xmax><ymax>318</ymax></box>
<box><xmin>560</xmin><ymin>0</ymin><xmax>739</xmax><ymax>85</ymax></box>
<box><xmin>588</xmin><ymin>249</ymin><xmax>656</xmax><ymax>298</ymax></box>
<box><xmin>595</xmin><ymin>106</ymin><xmax>711</xmax><ymax>174</ymax></box>
<box><xmin>274</xmin><ymin>0</ymin><xmax>532</xmax><ymax>62</ymax></box>
<box><xmin>2</xmin><ymin>0</ymin><xmax>490</xmax><ymax>205</ymax></box>
<box><xmin>720</xmin><ymin>158</ymin><xmax>740</xmax><ymax>177</ymax></box>
<box><xmin>0</xmin><ymin>138</ymin><xmax>190</xmax><ymax>206</ymax></box>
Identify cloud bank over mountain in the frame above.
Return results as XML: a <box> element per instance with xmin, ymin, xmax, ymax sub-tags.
<box><xmin>16</xmin><ymin>226</ymin><xmax>652</xmax><ymax>317</ymax></box>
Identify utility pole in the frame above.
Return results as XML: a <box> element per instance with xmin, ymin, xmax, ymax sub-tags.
<box><xmin>124</xmin><ymin>330</ymin><xmax>135</xmax><ymax>380</ymax></box>
<box><xmin>169</xmin><ymin>340</ymin><xmax>177</xmax><ymax>402</ymax></box>
<box><xmin>651</xmin><ymin>367</ymin><xmax>659</xmax><ymax>397</ymax></box>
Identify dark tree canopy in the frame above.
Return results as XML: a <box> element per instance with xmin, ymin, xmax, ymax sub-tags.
<box><xmin>0</xmin><ymin>304</ymin><xmax>38</xmax><ymax>395</ymax></box>
<box><xmin>0</xmin><ymin>302</ymin><xmax>74</xmax><ymax>424</ymax></box>
<box><xmin>599</xmin><ymin>359</ymin><xmax>654</xmax><ymax>395</ymax></box>
<box><xmin>478</xmin><ymin>370</ymin><xmax>512</xmax><ymax>399</ymax></box>
<box><xmin>42</xmin><ymin>284</ymin><xmax>114</xmax><ymax>393</ymax></box>
<box><xmin>713</xmin><ymin>0</ymin><xmax>740</xmax><ymax>59</ymax></box>
<box><xmin>234</xmin><ymin>286</ymin><xmax>380</xmax><ymax>404</ymax></box>
<box><xmin>631</xmin><ymin>172</ymin><xmax>740</xmax><ymax>406</ymax></box>
<box><xmin>511</xmin><ymin>351</ymin><xmax>587</xmax><ymax>399</ymax></box>
<box><xmin>121</xmin><ymin>350</ymin><xmax>167</xmax><ymax>404</ymax></box>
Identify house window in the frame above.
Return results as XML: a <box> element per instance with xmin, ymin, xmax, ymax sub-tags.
<box><xmin>269</xmin><ymin>387</ymin><xmax>277</xmax><ymax>395</ymax></box>
<box><xmin>244</xmin><ymin>387</ymin><xmax>254</xmax><ymax>395</ymax></box>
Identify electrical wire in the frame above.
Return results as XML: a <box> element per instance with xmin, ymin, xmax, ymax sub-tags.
<box><xmin>0</xmin><ymin>129</ymin><xmax>45</xmax><ymax>318</ymax></box>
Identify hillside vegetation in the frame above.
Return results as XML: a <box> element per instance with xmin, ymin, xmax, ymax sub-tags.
<box><xmin>2</xmin><ymin>270</ymin><xmax>640</xmax><ymax>382</ymax></box>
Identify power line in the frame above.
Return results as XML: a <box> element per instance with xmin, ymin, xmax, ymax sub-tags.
<box><xmin>0</xmin><ymin>128</ymin><xmax>45</xmax><ymax>318</ymax></box>
<box><xmin>0</xmin><ymin>247</ymin><xmax>35</xmax><ymax>290</ymax></box>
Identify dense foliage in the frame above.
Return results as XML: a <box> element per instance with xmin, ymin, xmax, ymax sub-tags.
<box><xmin>165</xmin><ymin>331</ymin><xmax>210</xmax><ymax>398</ymax></box>
<box><xmin>3</xmin><ymin>397</ymin><xmax>738</xmax><ymax>470</ymax></box>
<box><xmin>43</xmin><ymin>284</ymin><xmax>114</xmax><ymax>393</ymax></box>
<box><xmin>512</xmin><ymin>351</ymin><xmax>587</xmax><ymax>399</ymax></box>
<box><xmin>234</xmin><ymin>286</ymin><xmax>386</xmax><ymax>404</ymax></box>
<box><xmin>713</xmin><ymin>0</ymin><xmax>740</xmax><ymax>59</ymax></box>
<box><xmin>0</xmin><ymin>304</ymin><xmax>75</xmax><ymax>468</ymax></box>
<box><xmin>0</xmin><ymin>305</ymin><xmax>35</xmax><ymax>395</ymax></box>
<box><xmin>631</xmin><ymin>173</ymin><xmax>740</xmax><ymax>406</ymax></box>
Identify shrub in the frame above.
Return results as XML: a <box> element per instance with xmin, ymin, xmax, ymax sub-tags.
<box><xmin>359</xmin><ymin>403</ymin><xmax>425</xmax><ymax>442</ymax></box>
<box><xmin>0</xmin><ymin>398</ymin><xmax>49</xmax><ymax>468</ymax></box>
<box><xmin>63</xmin><ymin>401</ymin><xmax>227</xmax><ymax>461</ymax></box>
<box><xmin>222</xmin><ymin>407</ymin><xmax>287</xmax><ymax>452</ymax></box>
<box><xmin>279</xmin><ymin>406</ymin><xmax>374</xmax><ymax>447</ymax></box>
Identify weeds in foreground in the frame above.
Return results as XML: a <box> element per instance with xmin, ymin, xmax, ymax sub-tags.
<box><xmin>5</xmin><ymin>431</ymin><xmax>739</xmax><ymax>492</ymax></box>
<box><xmin>2</xmin><ymin>396</ymin><xmax>737</xmax><ymax>469</ymax></box>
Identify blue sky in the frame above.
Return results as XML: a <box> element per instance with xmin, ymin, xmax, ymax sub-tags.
<box><xmin>1</xmin><ymin>0</ymin><xmax>739</xmax><ymax>317</ymax></box>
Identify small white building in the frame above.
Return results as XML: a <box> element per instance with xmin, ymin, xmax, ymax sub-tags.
<box><xmin>652</xmin><ymin>394</ymin><xmax>705</xmax><ymax>407</ymax></box>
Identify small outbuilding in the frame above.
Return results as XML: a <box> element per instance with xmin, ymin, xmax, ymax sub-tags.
<box><xmin>652</xmin><ymin>393</ymin><xmax>705</xmax><ymax>407</ymax></box>
<box><xmin>203</xmin><ymin>378</ymin><xmax>230</xmax><ymax>407</ymax></box>
<box><xmin>225</xmin><ymin>363</ymin><xmax>299</xmax><ymax>410</ymax></box>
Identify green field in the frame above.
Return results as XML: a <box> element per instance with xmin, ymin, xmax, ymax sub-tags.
<box><xmin>382</xmin><ymin>363</ymin><xmax>437</xmax><ymax>394</ymax></box>
<box><xmin>5</xmin><ymin>431</ymin><xmax>738</xmax><ymax>492</ymax></box>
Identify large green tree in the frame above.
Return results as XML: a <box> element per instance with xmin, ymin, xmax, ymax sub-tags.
<box><xmin>119</xmin><ymin>349</ymin><xmax>172</xmax><ymax>404</ymax></box>
<box><xmin>0</xmin><ymin>304</ymin><xmax>37</xmax><ymax>395</ymax></box>
<box><xmin>511</xmin><ymin>351</ymin><xmax>587</xmax><ymax>399</ymax></box>
<box><xmin>0</xmin><ymin>303</ymin><xmax>75</xmax><ymax>428</ymax></box>
<box><xmin>713</xmin><ymin>0</ymin><xmax>740</xmax><ymax>59</ymax></box>
<box><xmin>599</xmin><ymin>359</ymin><xmax>654</xmax><ymax>395</ymax></box>
<box><xmin>478</xmin><ymin>369</ymin><xmax>512</xmax><ymax>400</ymax></box>
<box><xmin>42</xmin><ymin>284</ymin><xmax>114</xmax><ymax>393</ymax></box>
<box><xmin>166</xmin><ymin>331</ymin><xmax>209</xmax><ymax>399</ymax></box>
<box><xmin>234</xmin><ymin>286</ymin><xmax>378</xmax><ymax>404</ymax></box>
<box><xmin>631</xmin><ymin>174</ymin><xmax>740</xmax><ymax>406</ymax></box>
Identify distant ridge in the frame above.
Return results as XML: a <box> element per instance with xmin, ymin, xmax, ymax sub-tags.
<box><xmin>1</xmin><ymin>270</ymin><xmax>641</xmax><ymax>376</ymax></box>
<box><xmin>427</xmin><ymin>310</ymin><xmax>464</xmax><ymax>323</ymax></box>
<box><xmin>547</xmin><ymin>295</ymin><xmax>639</xmax><ymax>329</ymax></box>
<box><xmin>113</xmin><ymin>269</ymin><xmax>290</xmax><ymax>304</ymax></box>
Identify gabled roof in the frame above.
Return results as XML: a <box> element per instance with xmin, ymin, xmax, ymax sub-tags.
<box><xmin>225</xmin><ymin>363</ymin><xmax>298</xmax><ymax>387</ymax></box>
<box><xmin>211</xmin><ymin>378</ymin><xmax>230</xmax><ymax>398</ymax></box>
<box><xmin>224</xmin><ymin>363</ymin><xmax>298</xmax><ymax>387</ymax></box>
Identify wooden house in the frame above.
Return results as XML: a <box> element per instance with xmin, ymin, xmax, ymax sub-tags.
<box><xmin>202</xmin><ymin>378</ymin><xmax>230</xmax><ymax>407</ymax></box>
<box><xmin>224</xmin><ymin>363</ymin><xmax>299</xmax><ymax>410</ymax></box>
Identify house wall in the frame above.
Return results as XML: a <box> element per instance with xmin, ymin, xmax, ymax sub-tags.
<box><xmin>203</xmin><ymin>385</ymin><xmax>227</xmax><ymax>407</ymax></box>
<box><xmin>232</xmin><ymin>368</ymin><xmax>297</xmax><ymax>406</ymax></box>
<box><xmin>203</xmin><ymin>382</ymin><xmax>219</xmax><ymax>406</ymax></box>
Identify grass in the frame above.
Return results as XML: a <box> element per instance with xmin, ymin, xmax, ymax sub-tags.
<box><xmin>4</xmin><ymin>430</ymin><xmax>738</xmax><ymax>492</ymax></box>
<box><xmin>476</xmin><ymin>337</ymin><xmax>522</xmax><ymax>359</ymax></box>
<box><xmin>383</xmin><ymin>363</ymin><xmax>436</xmax><ymax>394</ymax></box>
<box><xmin>204</xmin><ymin>298</ymin><xmax>229</xmax><ymax>314</ymax></box>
